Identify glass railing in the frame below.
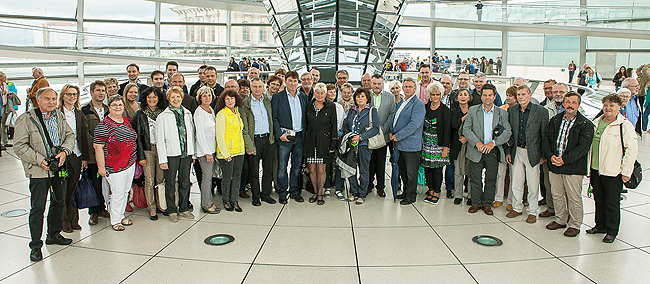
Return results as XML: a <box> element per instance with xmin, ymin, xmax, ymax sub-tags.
<box><xmin>405</xmin><ymin>1</ymin><xmax>650</xmax><ymax>30</ymax></box>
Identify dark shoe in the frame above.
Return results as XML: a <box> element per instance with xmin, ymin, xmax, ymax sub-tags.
<box><xmin>262</xmin><ymin>197</ymin><xmax>277</xmax><ymax>204</ymax></box>
<box><xmin>377</xmin><ymin>188</ymin><xmax>386</xmax><ymax>197</ymax></box>
<box><xmin>71</xmin><ymin>224</ymin><xmax>82</xmax><ymax>230</ymax></box>
<box><xmin>291</xmin><ymin>194</ymin><xmax>304</xmax><ymax>203</ymax></box>
<box><xmin>621</xmin><ymin>189</ymin><xmax>628</xmax><ymax>193</ymax></box>
<box><xmin>466</xmin><ymin>198</ymin><xmax>472</xmax><ymax>206</ymax></box>
<box><xmin>239</xmin><ymin>191</ymin><xmax>250</xmax><ymax>199</ymax></box>
<box><xmin>279</xmin><ymin>195</ymin><xmax>288</xmax><ymax>204</ymax></box>
<box><xmin>546</xmin><ymin>221</ymin><xmax>567</xmax><ymax>230</ymax></box>
<box><xmin>603</xmin><ymin>234</ymin><xmax>616</xmax><ymax>243</ymax></box>
<box><xmin>317</xmin><ymin>195</ymin><xmax>325</xmax><ymax>206</ymax></box>
<box><xmin>483</xmin><ymin>206</ymin><xmax>493</xmax><ymax>215</ymax></box>
<box><xmin>446</xmin><ymin>191</ymin><xmax>453</xmax><ymax>199</ymax></box>
<box><xmin>252</xmin><ymin>199</ymin><xmax>261</xmax><ymax>206</ymax></box>
<box><xmin>586</xmin><ymin>227</ymin><xmax>607</xmax><ymax>234</ymax></box>
<box><xmin>149</xmin><ymin>214</ymin><xmax>158</xmax><ymax>221</ymax></box>
<box><xmin>45</xmin><ymin>234</ymin><xmax>72</xmax><ymax>245</ymax></box>
<box><xmin>30</xmin><ymin>248</ymin><xmax>42</xmax><ymax>262</ymax></box>
<box><xmin>564</xmin><ymin>228</ymin><xmax>580</xmax><ymax>237</ymax></box>
<box><xmin>400</xmin><ymin>199</ymin><xmax>414</xmax><ymax>205</ymax></box>
<box><xmin>4</xmin><ymin>144</ymin><xmax>13</xmax><ymax>147</ymax></box>
<box><xmin>454</xmin><ymin>198</ymin><xmax>462</xmax><ymax>205</ymax></box>
<box><xmin>396</xmin><ymin>193</ymin><xmax>406</xmax><ymax>199</ymax></box>
<box><xmin>538</xmin><ymin>198</ymin><xmax>547</xmax><ymax>206</ymax></box>
<box><xmin>468</xmin><ymin>205</ymin><xmax>480</xmax><ymax>213</ymax></box>
<box><xmin>232</xmin><ymin>202</ymin><xmax>243</xmax><ymax>212</ymax></box>
<box><xmin>506</xmin><ymin>210</ymin><xmax>522</xmax><ymax>218</ymax></box>
<box><xmin>526</xmin><ymin>214</ymin><xmax>537</xmax><ymax>223</ymax></box>
<box><xmin>224</xmin><ymin>202</ymin><xmax>234</xmax><ymax>211</ymax></box>
<box><xmin>309</xmin><ymin>195</ymin><xmax>318</xmax><ymax>203</ymax></box>
<box><xmin>188</xmin><ymin>201</ymin><xmax>194</xmax><ymax>209</ymax></box>
<box><xmin>62</xmin><ymin>224</ymin><xmax>73</xmax><ymax>233</ymax></box>
<box><xmin>99</xmin><ymin>210</ymin><xmax>110</xmax><ymax>219</ymax></box>
<box><xmin>88</xmin><ymin>214</ymin><xmax>98</xmax><ymax>225</ymax></box>
<box><xmin>539</xmin><ymin>210</ymin><xmax>555</xmax><ymax>218</ymax></box>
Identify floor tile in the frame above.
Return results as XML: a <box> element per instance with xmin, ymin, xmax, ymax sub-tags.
<box><xmin>244</xmin><ymin>264</ymin><xmax>358</xmax><ymax>284</ymax></box>
<box><xmin>622</xmin><ymin>202</ymin><xmax>650</xmax><ymax>218</ymax></box>
<box><xmin>561</xmin><ymin>249</ymin><xmax>650</xmax><ymax>284</ymax></box>
<box><xmin>158</xmin><ymin>222</ymin><xmax>271</xmax><ymax>264</ymax></box>
<box><xmin>122</xmin><ymin>256</ymin><xmax>250</xmax><ymax>284</ymax></box>
<box><xmin>0</xmin><ymin>180</ymin><xmax>31</xmax><ymax>197</ymax></box>
<box><xmin>0</xmin><ymin>233</ymin><xmax>67</xmax><ymax>281</ymax></box>
<box><xmin>359</xmin><ymin>265</ymin><xmax>475</xmax><ymax>284</ymax></box>
<box><xmin>0</xmin><ymin>188</ymin><xmax>29</xmax><ymax>204</ymax></box>
<box><xmin>350</xmin><ymin>200</ymin><xmax>430</xmax><ymax>228</ymax></box>
<box><xmin>415</xmin><ymin>200</ymin><xmax>505</xmax><ymax>226</ymax></box>
<box><xmin>354</xmin><ymin>227</ymin><xmax>458</xmax><ymax>266</ymax></box>
<box><xmin>275</xmin><ymin>199</ymin><xmax>351</xmax><ymax>228</ymax></box>
<box><xmin>0</xmin><ymin>168</ymin><xmax>28</xmax><ymax>187</ymax></box>
<box><xmin>0</xmin><ymin>197</ymin><xmax>31</xmax><ymax>233</ymax></box>
<box><xmin>0</xmin><ymin>246</ymin><xmax>150</xmax><ymax>284</ymax></box>
<box><xmin>254</xmin><ymin>226</ymin><xmax>356</xmax><ymax>266</ymax></box>
<box><xmin>582</xmin><ymin>210</ymin><xmax>650</xmax><ymax>247</ymax></box>
<box><xmin>466</xmin><ymin>258</ymin><xmax>592</xmax><ymax>284</ymax></box>
<box><xmin>434</xmin><ymin>222</ymin><xmax>552</xmax><ymax>264</ymax></box>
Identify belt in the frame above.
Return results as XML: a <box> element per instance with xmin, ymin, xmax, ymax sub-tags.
<box><xmin>254</xmin><ymin>133</ymin><xmax>269</xmax><ymax>138</ymax></box>
<box><xmin>517</xmin><ymin>145</ymin><xmax>527</xmax><ymax>149</ymax></box>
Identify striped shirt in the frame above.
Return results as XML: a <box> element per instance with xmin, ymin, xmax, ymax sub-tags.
<box><xmin>93</xmin><ymin>116</ymin><xmax>137</xmax><ymax>174</ymax></box>
<box><xmin>556</xmin><ymin>115</ymin><xmax>576</xmax><ymax>157</ymax></box>
<box><xmin>42</xmin><ymin>111</ymin><xmax>61</xmax><ymax>156</ymax></box>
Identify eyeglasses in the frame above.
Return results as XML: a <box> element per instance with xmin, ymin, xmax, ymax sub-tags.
<box><xmin>543</xmin><ymin>87</ymin><xmax>553</xmax><ymax>90</ymax></box>
<box><xmin>553</xmin><ymin>91</ymin><xmax>567</xmax><ymax>94</ymax></box>
<box><xmin>110</xmin><ymin>104</ymin><xmax>124</xmax><ymax>108</ymax></box>
<box><xmin>403</xmin><ymin>86</ymin><xmax>415</xmax><ymax>89</ymax></box>
<box><xmin>441</xmin><ymin>82</ymin><xmax>452</xmax><ymax>85</ymax></box>
<box><xmin>337</xmin><ymin>77</ymin><xmax>348</xmax><ymax>80</ymax></box>
<box><xmin>458</xmin><ymin>78</ymin><xmax>469</xmax><ymax>81</ymax></box>
<box><xmin>63</xmin><ymin>92</ymin><xmax>78</xmax><ymax>96</ymax></box>
<box><xmin>430</xmin><ymin>93</ymin><xmax>441</xmax><ymax>96</ymax></box>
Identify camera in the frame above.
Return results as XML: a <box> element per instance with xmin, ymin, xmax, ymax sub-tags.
<box><xmin>45</xmin><ymin>146</ymin><xmax>64</xmax><ymax>173</ymax></box>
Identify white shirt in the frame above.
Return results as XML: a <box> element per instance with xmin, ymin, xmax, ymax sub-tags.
<box><xmin>193</xmin><ymin>106</ymin><xmax>216</xmax><ymax>158</ymax></box>
<box><xmin>148</xmin><ymin>117</ymin><xmax>157</xmax><ymax>145</ymax></box>
<box><xmin>94</xmin><ymin>106</ymin><xmax>104</xmax><ymax>119</ymax></box>
<box><xmin>334</xmin><ymin>102</ymin><xmax>345</xmax><ymax>131</ymax></box>
<box><xmin>393</xmin><ymin>94</ymin><xmax>415</xmax><ymax>128</ymax></box>
<box><xmin>63</xmin><ymin>107</ymin><xmax>82</xmax><ymax>157</ymax></box>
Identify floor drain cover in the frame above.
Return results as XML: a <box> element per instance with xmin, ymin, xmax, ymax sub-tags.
<box><xmin>1</xmin><ymin>209</ymin><xmax>28</xmax><ymax>218</ymax></box>
<box><xmin>472</xmin><ymin>235</ymin><xmax>503</xmax><ymax>247</ymax></box>
<box><xmin>204</xmin><ymin>234</ymin><xmax>235</xmax><ymax>246</ymax></box>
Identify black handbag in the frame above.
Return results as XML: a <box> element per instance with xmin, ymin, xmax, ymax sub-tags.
<box><xmin>72</xmin><ymin>170</ymin><xmax>101</xmax><ymax>209</ymax></box>
<box><xmin>620</xmin><ymin>125</ymin><xmax>642</xmax><ymax>189</ymax></box>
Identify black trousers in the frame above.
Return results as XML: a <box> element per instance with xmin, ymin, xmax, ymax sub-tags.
<box><xmin>86</xmin><ymin>163</ymin><xmax>106</xmax><ymax>215</ymax></box>
<box><xmin>29</xmin><ymin>177</ymin><xmax>66</xmax><ymax>249</ymax></box>
<box><xmin>249</xmin><ymin>136</ymin><xmax>274</xmax><ymax>200</ymax></box>
<box><xmin>590</xmin><ymin>169</ymin><xmax>623</xmax><ymax>236</ymax></box>
<box><xmin>240</xmin><ymin>153</ymin><xmax>250</xmax><ymax>193</ymax></box>
<box><xmin>164</xmin><ymin>156</ymin><xmax>192</xmax><ymax>214</ymax></box>
<box><xmin>424</xmin><ymin>167</ymin><xmax>444</xmax><ymax>194</ymax></box>
<box><xmin>468</xmin><ymin>150</ymin><xmax>499</xmax><ymax>207</ymax></box>
<box><xmin>368</xmin><ymin>145</ymin><xmax>388</xmax><ymax>191</ymax></box>
<box><xmin>63</xmin><ymin>156</ymin><xmax>82</xmax><ymax>229</ymax></box>
<box><xmin>398</xmin><ymin>151</ymin><xmax>420</xmax><ymax>203</ymax></box>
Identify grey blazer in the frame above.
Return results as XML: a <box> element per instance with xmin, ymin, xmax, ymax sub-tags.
<box><xmin>506</xmin><ymin>103</ymin><xmax>549</xmax><ymax>166</ymax></box>
<box><xmin>462</xmin><ymin>104</ymin><xmax>512</xmax><ymax>163</ymax></box>
<box><xmin>370</xmin><ymin>90</ymin><xmax>396</xmax><ymax>143</ymax></box>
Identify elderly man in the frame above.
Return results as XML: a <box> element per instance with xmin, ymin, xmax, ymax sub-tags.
<box><xmin>299</xmin><ymin>72</ymin><xmax>314</xmax><ymax>100</ymax></box>
<box><xmin>27</xmin><ymin>67</ymin><xmax>49</xmax><ymax>108</ymax></box>
<box><xmin>241</xmin><ymin>77</ymin><xmax>276</xmax><ymax>206</ymax></box>
<box><xmin>472</xmin><ymin>72</ymin><xmax>501</xmax><ymax>106</ymax></box>
<box><xmin>540</xmin><ymin>79</ymin><xmax>557</xmax><ymax>106</ymax></box>
<box><xmin>391</xmin><ymin>77</ymin><xmax>425</xmax><ymax>205</ymax></box>
<box><xmin>505</xmin><ymin>85</ymin><xmax>548</xmax><ymax>223</ymax></box>
<box><xmin>189</xmin><ymin>65</ymin><xmax>207</xmax><ymax>98</ymax></box>
<box><xmin>621</xmin><ymin>78</ymin><xmax>643</xmax><ymax>135</ymax></box>
<box><xmin>247</xmin><ymin>67</ymin><xmax>260</xmax><ymax>81</ymax></box>
<box><xmin>310</xmin><ymin>67</ymin><xmax>321</xmax><ymax>84</ymax></box>
<box><xmin>118</xmin><ymin>63</ymin><xmax>149</xmax><ymax>96</ymax></box>
<box><xmin>543</xmin><ymin>91</ymin><xmax>594</xmax><ymax>237</ymax></box>
<box><xmin>367</xmin><ymin>74</ymin><xmax>396</xmax><ymax>197</ymax></box>
<box><xmin>463</xmin><ymin>84</ymin><xmax>512</xmax><ymax>215</ymax></box>
<box><xmin>361</xmin><ymin>73</ymin><xmax>372</xmax><ymax>89</ymax></box>
<box><xmin>440</xmin><ymin>75</ymin><xmax>453</xmax><ymax>108</ymax></box>
<box><xmin>15</xmin><ymin>87</ymin><xmax>75</xmax><ymax>261</ymax></box>
<box><xmin>450</xmin><ymin>71</ymin><xmax>478</xmax><ymax>107</ymax></box>
<box><xmin>415</xmin><ymin>64</ymin><xmax>433</xmax><ymax>103</ymax></box>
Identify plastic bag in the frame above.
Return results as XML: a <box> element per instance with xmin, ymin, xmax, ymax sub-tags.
<box><xmin>72</xmin><ymin>170</ymin><xmax>100</xmax><ymax>209</ymax></box>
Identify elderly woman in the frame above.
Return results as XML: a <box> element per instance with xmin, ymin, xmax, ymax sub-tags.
<box><xmin>94</xmin><ymin>95</ymin><xmax>137</xmax><ymax>231</ymax></box>
<box><xmin>421</xmin><ymin>81</ymin><xmax>451</xmax><ymax>204</ymax></box>
<box><xmin>338</xmin><ymin>83</ymin><xmax>355</xmax><ymax>113</ymax></box>
<box><xmin>215</xmin><ymin>90</ymin><xmax>246</xmax><ymax>212</ymax></box>
<box><xmin>266</xmin><ymin>75</ymin><xmax>283</xmax><ymax>98</ymax></box>
<box><xmin>156</xmin><ymin>86</ymin><xmax>196</xmax><ymax>222</ymax></box>
<box><xmin>450</xmin><ymin>88</ymin><xmax>472</xmax><ymax>205</ymax></box>
<box><xmin>132</xmin><ymin>87</ymin><xmax>166</xmax><ymax>220</ymax></box>
<box><xmin>122</xmin><ymin>83</ymin><xmax>140</xmax><ymax>121</ymax></box>
<box><xmin>341</xmin><ymin>88</ymin><xmax>379</xmax><ymax>204</ymax></box>
<box><xmin>104</xmin><ymin>78</ymin><xmax>119</xmax><ymax>98</ymax></box>
<box><xmin>58</xmin><ymin>84</ymin><xmax>89</xmax><ymax>232</ymax></box>
<box><xmin>194</xmin><ymin>86</ymin><xmax>220</xmax><ymax>214</ymax></box>
<box><xmin>587</xmin><ymin>94</ymin><xmax>638</xmax><ymax>243</ymax></box>
<box><xmin>304</xmin><ymin>83</ymin><xmax>338</xmax><ymax>205</ymax></box>
<box><xmin>238</xmin><ymin>79</ymin><xmax>251</xmax><ymax>99</ymax></box>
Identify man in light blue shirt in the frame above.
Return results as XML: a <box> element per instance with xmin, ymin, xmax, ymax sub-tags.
<box><xmin>483</xmin><ymin>104</ymin><xmax>494</xmax><ymax>144</ymax></box>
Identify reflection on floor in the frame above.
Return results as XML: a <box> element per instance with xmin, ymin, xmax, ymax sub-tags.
<box><xmin>1</xmin><ymin>136</ymin><xmax>650</xmax><ymax>284</ymax></box>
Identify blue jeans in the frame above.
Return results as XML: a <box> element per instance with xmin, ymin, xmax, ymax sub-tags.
<box><xmin>349</xmin><ymin>144</ymin><xmax>372</xmax><ymax>199</ymax></box>
<box><xmin>277</xmin><ymin>132</ymin><xmax>303</xmax><ymax>197</ymax></box>
<box><xmin>445</xmin><ymin>159</ymin><xmax>455</xmax><ymax>192</ymax></box>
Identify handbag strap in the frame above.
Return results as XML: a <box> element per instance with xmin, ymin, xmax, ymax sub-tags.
<box><xmin>619</xmin><ymin>124</ymin><xmax>625</xmax><ymax>156</ymax></box>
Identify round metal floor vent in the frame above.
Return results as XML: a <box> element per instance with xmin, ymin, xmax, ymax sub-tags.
<box><xmin>472</xmin><ymin>235</ymin><xmax>503</xmax><ymax>247</ymax></box>
<box><xmin>204</xmin><ymin>234</ymin><xmax>235</xmax><ymax>246</ymax></box>
<box><xmin>1</xmin><ymin>209</ymin><xmax>28</xmax><ymax>218</ymax></box>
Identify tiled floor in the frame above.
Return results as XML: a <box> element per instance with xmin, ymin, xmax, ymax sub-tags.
<box><xmin>1</xmin><ymin>136</ymin><xmax>650</xmax><ymax>284</ymax></box>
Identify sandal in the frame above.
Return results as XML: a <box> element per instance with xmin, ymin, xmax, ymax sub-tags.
<box><xmin>112</xmin><ymin>224</ymin><xmax>125</xmax><ymax>231</ymax></box>
<box><xmin>309</xmin><ymin>195</ymin><xmax>318</xmax><ymax>203</ymax></box>
<box><xmin>317</xmin><ymin>195</ymin><xmax>325</xmax><ymax>206</ymax></box>
<box><xmin>346</xmin><ymin>196</ymin><xmax>356</xmax><ymax>202</ymax></box>
<box><xmin>121</xmin><ymin>218</ymin><xmax>133</xmax><ymax>226</ymax></box>
<box><xmin>203</xmin><ymin>205</ymin><xmax>221</xmax><ymax>214</ymax></box>
<box><xmin>355</xmin><ymin>198</ymin><xmax>364</xmax><ymax>205</ymax></box>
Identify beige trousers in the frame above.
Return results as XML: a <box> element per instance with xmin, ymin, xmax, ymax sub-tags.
<box><xmin>549</xmin><ymin>172</ymin><xmax>584</xmax><ymax>229</ymax></box>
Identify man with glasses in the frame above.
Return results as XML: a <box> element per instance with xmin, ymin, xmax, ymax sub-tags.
<box><xmin>541</xmin><ymin>79</ymin><xmax>557</xmax><ymax>106</ymax></box>
<box><xmin>267</xmin><ymin>75</ymin><xmax>283</xmax><ymax>98</ymax></box>
<box><xmin>450</xmin><ymin>71</ymin><xmax>480</xmax><ymax>107</ymax></box>
<box><xmin>336</xmin><ymin>70</ymin><xmax>349</xmax><ymax>100</ymax></box>
<box><xmin>440</xmin><ymin>75</ymin><xmax>453</xmax><ymax>108</ymax></box>
<box><xmin>472</xmin><ymin>72</ymin><xmax>501</xmax><ymax>106</ymax></box>
<box><xmin>299</xmin><ymin>72</ymin><xmax>314</xmax><ymax>101</ymax></box>
<box><xmin>620</xmin><ymin>78</ymin><xmax>643</xmax><ymax>136</ymax></box>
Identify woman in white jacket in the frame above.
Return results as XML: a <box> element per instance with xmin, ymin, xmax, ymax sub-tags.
<box><xmin>194</xmin><ymin>86</ymin><xmax>219</xmax><ymax>214</ymax></box>
<box><xmin>156</xmin><ymin>86</ymin><xmax>196</xmax><ymax>223</ymax></box>
<box><xmin>587</xmin><ymin>94</ymin><xmax>638</xmax><ymax>243</ymax></box>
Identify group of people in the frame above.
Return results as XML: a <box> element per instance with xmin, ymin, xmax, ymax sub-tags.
<box><xmin>10</xmin><ymin>61</ymin><xmax>641</xmax><ymax>263</ymax></box>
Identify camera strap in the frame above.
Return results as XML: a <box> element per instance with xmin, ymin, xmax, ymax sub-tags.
<box><xmin>32</xmin><ymin>108</ymin><xmax>55</xmax><ymax>150</ymax></box>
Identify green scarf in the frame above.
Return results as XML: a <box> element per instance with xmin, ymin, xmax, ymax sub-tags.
<box><xmin>169</xmin><ymin>106</ymin><xmax>188</xmax><ymax>158</ymax></box>
<box><xmin>143</xmin><ymin>106</ymin><xmax>162</xmax><ymax>121</ymax></box>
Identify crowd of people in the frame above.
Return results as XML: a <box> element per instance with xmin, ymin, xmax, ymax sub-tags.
<box><xmin>388</xmin><ymin>54</ymin><xmax>503</xmax><ymax>76</ymax></box>
<box><xmin>3</xmin><ymin>61</ymin><xmax>646</xmax><ymax>262</ymax></box>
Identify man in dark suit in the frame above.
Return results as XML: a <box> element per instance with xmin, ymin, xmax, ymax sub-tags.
<box><xmin>463</xmin><ymin>84</ymin><xmax>511</xmax><ymax>215</ymax></box>
<box><xmin>189</xmin><ymin>65</ymin><xmax>207</xmax><ymax>98</ymax></box>
<box><xmin>505</xmin><ymin>85</ymin><xmax>549</xmax><ymax>223</ymax></box>
<box><xmin>118</xmin><ymin>63</ymin><xmax>149</xmax><ymax>96</ymax></box>
<box><xmin>368</xmin><ymin>74</ymin><xmax>396</xmax><ymax>197</ymax></box>
<box><xmin>272</xmin><ymin>71</ymin><xmax>308</xmax><ymax>204</ymax></box>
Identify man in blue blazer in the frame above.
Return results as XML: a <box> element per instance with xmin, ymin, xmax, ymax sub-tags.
<box><xmin>462</xmin><ymin>84</ymin><xmax>512</xmax><ymax>215</ymax></box>
<box><xmin>271</xmin><ymin>71</ymin><xmax>308</xmax><ymax>204</ymax></box>
<box><xmin>390</xmin><ymin>77</ymin><xmax>426</xmax><ymax>205</ymax></box>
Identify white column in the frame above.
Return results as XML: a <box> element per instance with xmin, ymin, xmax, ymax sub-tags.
<box><xmin>430</xmin><ymin>1</ymin><xmax>435</xmax><ymax>58</ymax></box>
<box><xmin>76</xmin><ymin>0</ymin><xmax>84</xmax><ymax>86</ymax></box>
<box><xmin>579</xmin><ymin>0</ymin><xmax>587</xmax><ymax>67</ymax></box>
<box><xmin>226</xmin><ymin>10</ymin><xmax>232</xmax><ymax>57</ymax></box>
<box><xmin>155</xmin><ymin>2</ymin><xmax>161</xmax><ymax>59</ymax></box>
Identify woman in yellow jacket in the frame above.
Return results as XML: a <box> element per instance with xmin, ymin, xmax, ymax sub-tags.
<box><xmin>215</xmin><ymin>90</ymin><xmax>246</xmax><ymax>212</ymax></box>
<box><xmin>587</xmin><ymin>94</ymin><xmax>638</xmax><ymax>243</ymax></box>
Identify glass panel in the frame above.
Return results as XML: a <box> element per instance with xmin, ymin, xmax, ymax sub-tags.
<box><xmin>6</xmin><ymin>0</ymin><xmax>78</xmax><ymax>18</ymax></box>
<box><xmin>85</xmin><ymin>0</ymin><xmax>154</xmax><ymax>21</ymax></box>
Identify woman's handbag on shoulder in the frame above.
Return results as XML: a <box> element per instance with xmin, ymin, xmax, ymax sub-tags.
<box><xmin>620</xmin><ymin>125</ymin><xmax>642</xmax><ymax>189</ymax></box>
<box><xmin>366</xmin><ymin>108</ymin><xmax>386</xmax><ymax>150</ymax></box>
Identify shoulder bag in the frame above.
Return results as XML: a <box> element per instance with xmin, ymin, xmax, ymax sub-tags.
<box><xmin>366</xmin><ymin>108</ymin><xmax>386</xmax><ymax>150</ymax></box>
<box><xmin>620</xmin><ymin>125</ymin><xmax>642</xmax><ymax>189</ymax></box>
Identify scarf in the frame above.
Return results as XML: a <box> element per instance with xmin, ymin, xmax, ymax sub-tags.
<box><xmin>169</xmin><ymin>106</ymin><xmax>188</xmax><ymax>158</ymax></box>
<box><xmin>338</xmin><ymin>99</ymin><xmax>355</xmax><ymax>113</ymax></box>
<box><xmin>143</xmin><ymin>106</ymin><xmax>162</xmax><ymax>121</ymax></box>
